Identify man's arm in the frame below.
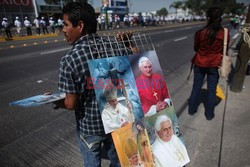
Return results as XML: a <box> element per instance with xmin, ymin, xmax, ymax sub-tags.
<box><xmin>53</xmin><ymin>93</ymin><xmax>79</xmax><ymax>110</ymax></box>
<box><xmin>64</xmin><ymin>93</ymin><xmax>79</xmax><ymax>109</ymax></box>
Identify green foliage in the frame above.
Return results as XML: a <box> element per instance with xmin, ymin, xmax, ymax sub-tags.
<box><xmin>156</xmin><ymin>8</ymin><xmax>168</xmax><ymax>16</ymax></box>
<box><xmin>183</xmin><ymin>0</ymin><xmax>247</xmax><ymax>15</ymax></box>
<box><xmin>170</xmin><ymin>1</ymin><xmax>183</xmax><ymax>9</ymax></box>
<box><xmin>170</xmin><ymin>1</ymin><xmax>183</xmax><ymax>14</ymax></box>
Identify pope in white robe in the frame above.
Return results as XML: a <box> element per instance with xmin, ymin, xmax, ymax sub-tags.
<box><xmin>152</xmin><ymin>115</ymin><xmax>190</xmax><ymax>167</ymax></box>
<box><xmin>102</xmin><ymin>84</ymin><xmax>134</xmax><ymax>134</ymax></box>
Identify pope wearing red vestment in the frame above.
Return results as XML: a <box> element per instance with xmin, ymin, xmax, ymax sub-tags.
<box><xmin>136</xmin><ymin>57</ymin><xmax>171</xmax><ymax>116</ymax></box>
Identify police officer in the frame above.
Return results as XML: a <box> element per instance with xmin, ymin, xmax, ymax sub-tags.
<box><xmin>1</xmin><ymin>18</ymin><xmax>12</xmax><ymax>38</ymax></box>
<box><xmin>14</xmin><ymin>16</ymin><xmax>22</xmax><ymax>36</ymax></box>
<box><xmin>24</xmin><ymin>17</ymin><xmax>32</xmax><ymax>36</ymax></box>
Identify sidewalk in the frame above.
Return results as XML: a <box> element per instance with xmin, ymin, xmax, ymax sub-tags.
<box><xmin>175</xmin><ymin>33</ymin><xmax>250</xmax><ymax>167</ymax></box>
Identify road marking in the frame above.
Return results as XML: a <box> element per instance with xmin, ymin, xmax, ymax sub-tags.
<box><xmin>184</xmin><ymin>27</ymin><xmax>192</xmax><ymax>29</ymax></box>
<box><xmin>232</xmin><ymin>33</ymin><xmax>239</xmax><ymax>39</ymax></box>
<box><xmin>37</xmin><ymin>80</ymin><xmax>43</xmax><ymax>83</ymax></box>
<box><xmin>41</xmin><ymin>47</ymin><xmax>71</xmax><ymax>55</ymax></box>
<box><xmin>165</xmin><ymin>30</ymin><xmax>174</xmax><ymax>33</ymax></box>
<box><xmin>174</xmin><ymin>37</ymin><xmax>187</xmax><ymax>41</ymax></box>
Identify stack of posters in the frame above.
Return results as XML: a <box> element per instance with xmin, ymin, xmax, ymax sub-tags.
<box><xmin>88</xmin><ymin>50</ymin><xmax>190</xmax><ymax>167</ymax></box>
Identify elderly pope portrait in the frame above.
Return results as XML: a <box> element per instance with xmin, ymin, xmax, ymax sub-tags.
<box><xmin>135</xmin><ymin>56</ymin><xmax>171</xmax><ymax>117</ymax></box>
<box><xmin>101</xmin><ymin>83</ymin><xmax>134</xmax><ymax>133</ymax></box>
<box><xmin>152</xmin><ymin>115</ymin><xmax>190</xmax><ymax>167</ymax></box>
<box><xmin>124</xmin><ymin>138</ymin><xmax>145</xmax><ymax>167</ymax></box>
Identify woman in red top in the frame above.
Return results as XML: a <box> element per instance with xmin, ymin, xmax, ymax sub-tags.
<box><xmin>188</xmin><ymin>7</ymin><xmax>230</xmax><ymax>120</ymax></box>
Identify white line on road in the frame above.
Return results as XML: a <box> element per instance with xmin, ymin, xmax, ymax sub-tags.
<box><xmin>232</xmin><ymin>33</ymin><xmax>239</xmax><ymax>39</ymax></box>
<box><xmin>174</xmin><ymin>37</ymin><xmax>188</xmax><ymax>42</ymax></box>
<box><xmin>41</xmin><ymin>47</ymin><xmax>71</xmax><ymax>55</ymax></box>
<box><xmin>165</xmin><ymin>30</ymin><xmax>174</xmax><ymax>33</ymax></box>
<box><xmin>184</xmin><ymin>27</ymin><xmax>192</xmax><ymax>29</ymax></box>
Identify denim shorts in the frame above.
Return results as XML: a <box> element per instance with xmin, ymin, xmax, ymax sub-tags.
<box><xmin>77</xmin><ymin>132</ymin><xmax>120</xmax><ymax>167</ymax></box>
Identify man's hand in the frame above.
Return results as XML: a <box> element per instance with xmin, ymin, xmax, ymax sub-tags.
<box><xmin>126</xmin><ymin>100</ymin><xmax>132</xmax><ymax>111</ymax></box>
<box><xmin>121</xmin><ymin>121</ymin><xmax>129</xmax><ymax>127</ymax></box>
<box><xmin>156</xmin><ymin>101</ymin><xmax>167</xmax><ymax>111</ymax></box>
<box><xmin>116</xmin><ymin>31</ymin><xmax>132</xmax><ymax>43</ymax></box>
<box><xmin>52</xmin><ymin>99</ymin><xmax>66</xmax><ymax>109</ymax></box>
<box><xmin>52</xmin><ymin>93</ymin><xmax>79</xmax><ymax>110</ymax></box>
<box><xmin>115</xmin><ymin>31</ymin><xmax>139</xmax><ymax>54</ymax></box>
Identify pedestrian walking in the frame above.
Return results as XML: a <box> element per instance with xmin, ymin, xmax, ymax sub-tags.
<box><xmin>97</xmin><ymin>15</ymin><xmax>102</xmax><ymax>30</ymax></box>
<box><xmin>54</xmin><ymin>2</ymin><xmax>135</xmax><ymax>167</ymax></box>
<box><xmin>188</xmin><ymin>7</ymin><xmax>230</xmax><ymax>120</ymax></box>
<box><xmin>1</xmin><ymin>18</ymin><xmax>12</xmax><ymax>38</ymax></box>
<box><xmin>108</xmin><ymin>14</ymin><xmax>113</xmax><ymax>29</ymax></box>
<box><xmin>101</xmin><ymin>14</ymin><xmax>105</xmax><ymax>30</ymax></box>
<box><xmin>114</xmin><ymin>14</ymin><xmax>120</xmax><ymax>28</ymax></box>
<box><xmin>14</xmin><ymin>16</ymin><xmax>22</xmax><ymax>36</ymax></box>
<box><xmin>24</xmin><ymin>17</ymin><xmax>32</xmax><ymax>36</ymax></box>
<box><xmin>40</xmin><ymin>17</ymin><xmax>49</xmax><ymax>34</ymax></box>
<box><xmin>34</xmin><ymin>17</ymin><xmax>41</xmax><ymax>35</ymax></box>
<box><xmin>49</xmin><ymin>17</ymin><xmax>55</xmax><ymax>34</ymax></box>
<box><xmin>57</xmin><ymin>18</ymin><xmax>63</xmax><ymax>33</ymax></box>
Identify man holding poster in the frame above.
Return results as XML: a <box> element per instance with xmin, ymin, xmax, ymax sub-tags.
<box><xmin>56</xmin><ymin>2</ymin><xmax>134</xmax><ymax>167</ymax></box>
<box><xmin>136</xmin><ymin>57</ymin><xmax>171</xmax><ymax>117</ymax></box>
<box><xmin>152</xmin><ymin>115</ymin><xmax>190</xmax><ymax>167</ymax></box>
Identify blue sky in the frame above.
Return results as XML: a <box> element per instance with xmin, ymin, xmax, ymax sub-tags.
<box><xmin>93</xmin><ymin>0</ymin><xmax>249</xmax><ymax>13</ymax></box>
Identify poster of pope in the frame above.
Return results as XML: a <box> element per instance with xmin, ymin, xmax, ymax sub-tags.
<box><xmin>128</xmin><ymin>50</ymin><xmax>172</xmax><ymax>117</ymax></box>
<box><xmin>88</xmin><ymin>56</ymin><xmax>144</xmax><ymax>134</ymax></box>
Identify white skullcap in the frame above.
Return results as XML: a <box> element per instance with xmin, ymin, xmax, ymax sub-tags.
<box><xmin>103</xmin><ymin>84</ymin><xmax>117</xmax><ymax>100</ymax></box>
<box><xmin>155</xmin><ymin>115</ymin><xmax>172</xmax><ymax>131</ymax></box>
<box><xmin>16</xmin><ymin>16</ymin><xmax>19</xmax><ymax>19</ymax></box>
<box><xmin>41</xmin><ymin>17</ymin><xmax>44</xmax><ymax>19</ymax></box>
<box><xmin>50</xmin><ymin>17</ymin><xmax>53</xmax><ymax>20</ymax></box>
<box><xmin>25</xmin><ymin>17</ymin><xmax>27</xmax><ymax>19</ymax></box>
<box><xmin>138</xmin><ymin>56</ymin><xmax>152</xmax><ymax>68</ymax></box>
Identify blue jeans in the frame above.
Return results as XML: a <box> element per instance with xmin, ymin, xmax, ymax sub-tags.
<box><xmin>188</xmin><ymin>65</ymin><xmax>219</xmax><ymax>118</ymax></box>
<box><xmin>77</xmin><ymin>131</ymin><xmax>120</xmax><ymax>167</ymax></box>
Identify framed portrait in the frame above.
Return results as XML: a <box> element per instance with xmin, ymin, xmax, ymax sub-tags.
<box><xmin>112</xmin><ymin>121</ymin><xmax>154</xmax><ymax>167</ymax></box>
<box><xmin>128</xmin><ymin>50</ymin><xmax>172</xmax><ymax>117</ymax></box>
<box><xmin>143</xmin><ymin>106</ymin><xmax>190</xmax><ymax>167</ymax></box>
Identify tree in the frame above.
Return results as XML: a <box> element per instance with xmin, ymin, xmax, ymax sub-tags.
<box><xmin>170</xmin><ymin>1</ymin><xmax>183</xmax><ymax>14</ymax></box>
<box><xmin>184</xmin><ymin>0</ymin><xmax>247</xmax><ymax>16</ymax></box>
<box><xmin>157</xmin><ymin>8</ymin><xmax>168</xmax><ymax>16</ymax></box>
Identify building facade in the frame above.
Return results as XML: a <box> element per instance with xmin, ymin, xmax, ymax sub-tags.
<box><xmin>0</xmin><ymin>0</ymin><xmax>35</xmax><ymax>23</ymax></box>
<box><xmin>102</xmin><ymin>0</ymin><xmax>128</xmax><ymax>17</ymax></box>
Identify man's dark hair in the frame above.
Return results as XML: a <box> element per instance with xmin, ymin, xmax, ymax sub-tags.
<box><xmin>62</xmin><ymin>2</ymin><xmax>97</xmax><ymax>34</ymax></box>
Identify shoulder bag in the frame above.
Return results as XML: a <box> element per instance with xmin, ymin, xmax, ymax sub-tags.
<box><xmin>218</xmin><ymin>28</ymin><xmax>232</xmax><ymax>78</ymax></box>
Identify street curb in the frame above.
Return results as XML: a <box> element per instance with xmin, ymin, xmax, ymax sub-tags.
<box><xmin>0</xmin><ymin>33</ymin><xmax>59</xmax><ymax>42</ymax></box>
<box><xmin>0</xmin><ymin>21</ymin><xmax>206</xmax><ymax>43</ymax></box>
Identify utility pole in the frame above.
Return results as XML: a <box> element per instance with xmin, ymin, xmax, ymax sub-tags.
<box><xmin>230</xmin><ymin>5</ymin><xmax>250</xmax><ymax>92</ymax></box>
